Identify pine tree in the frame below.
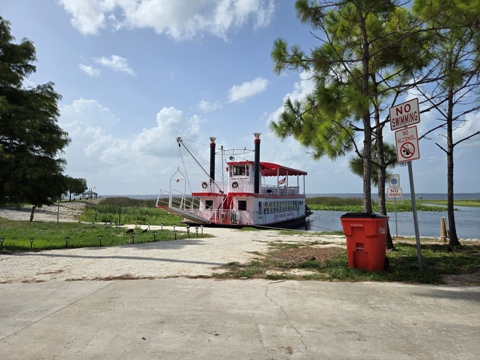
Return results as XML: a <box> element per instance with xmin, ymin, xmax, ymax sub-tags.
<box><xmin>0</xmin><ymin>17</ymin><xmax>70</xmax><ymax>220</ymax></box>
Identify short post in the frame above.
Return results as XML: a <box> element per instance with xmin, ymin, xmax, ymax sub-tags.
<box><xmin>173</xmin><ymin>225</ymin><xmax>176</xmax><ymax>240</ymax></box>
<box><xmin>440</xmin><ymin>217</ymin><xmax>447</xmax><ymax>243</ymax></box>
<box><xmin>30</xmin><ymin>237</ymin><xmax>34</xmax><ymax>249</ymax></box>
<box><xmin>65</xmin><ymin>236</ymin><xmax>70</xmax><ymax>248</ymax></box>
<box><xmin>0</xmin><ymin>237</ymin><xmax>4</xmax><ymax>250</ymax></box>
<box><xmin>98</xmin><ymin>235</ymin><xmax>103</xmax><ymax>247</ymax></box>
<box><xmin>186</xmin><ymin>225</ymin><xmax>190</xmax><ymax>237</ymax></box>
<box><xmin>201</xmin><ymin>225</ymin><xmax>204</xmax><ymax>236</ymax></box>
<box><xmin>195</xmin><ymin>227</ymin><xmax>198</xmax><ymax>237</ymax></box>
<box><xmin>161</xmin><ymin>223</ymin><xmax>164</xmax><ymax>231</ymax></box>
<box><xmin>131</xmin><ymin>232</ymin><xmax>135</xmax><ymax>244</ymax></box>
<box><xmin>153</xmin><ymin>231</ymin><xmax>157</xmax><ymax>241</ymax></box>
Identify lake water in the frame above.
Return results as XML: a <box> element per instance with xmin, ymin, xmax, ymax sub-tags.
<box><xmin>306</xmin><ymin>207</ymin><xmax>480</xmax><ymax>240</ymax></box>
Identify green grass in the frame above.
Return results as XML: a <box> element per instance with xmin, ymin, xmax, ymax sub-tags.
<box><xmin>215</xmin><ymin>240</ymin><xmax>480</xmax><ymax>284</ymax></box>
<box><xmin>0</xmin><ymin>217</ymin><xmax>205</xmax><ymax>252</ymax></box>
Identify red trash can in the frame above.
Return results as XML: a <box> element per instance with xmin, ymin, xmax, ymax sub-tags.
<box><xmin>340</xmin><ymin>213</ymin><xmax>389</xmax><ymax>271</ymax></box>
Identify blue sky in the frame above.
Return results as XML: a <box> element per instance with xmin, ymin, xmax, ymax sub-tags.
<box><xmin>2</xmin><ymin>0</ymin><xmax>479</xmax><ymax>196</ymax></box>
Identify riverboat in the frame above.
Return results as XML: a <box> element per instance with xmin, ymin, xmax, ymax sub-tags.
<box><xmin>156</xmin><ymin>133</ymin><xmax>311</xmax><ymax>229</ymax></box>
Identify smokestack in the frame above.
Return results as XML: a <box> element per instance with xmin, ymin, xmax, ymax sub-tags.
<box><xmin>254</xmin><ymin>133</ymin><xmax>261</xmax><ymax>194</ymax></box>
<box><xmin>209</xmin><ymin>137</ymin><xmax>216</xmax><ymax>183</ymax></box>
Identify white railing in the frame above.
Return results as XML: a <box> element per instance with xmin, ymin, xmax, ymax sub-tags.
<box><xmin>193</xmin><ymin>209</ymin><xmax>255</xmax><ymax>225</ymax></box>
<box><xmin>261</xmin><ymin>185</ymin><xmax>300</xmax><ymax>196</ymax></box>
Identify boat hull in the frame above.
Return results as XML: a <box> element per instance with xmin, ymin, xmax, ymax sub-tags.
<box><xmin>184</xmin><ymin>214</ymin><xmax>310</xmax><ymax>230</ymax></box>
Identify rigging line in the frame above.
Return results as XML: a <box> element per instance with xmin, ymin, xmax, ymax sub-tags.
<box><xmin>181</xmin><ymin>137</ymin><xmax>210</xmax><ymax>148</ymax></box>
<box><xmin>180</xmin><ymin>138</ymin><xmax>211</xmax><ymax>171</ymax></box>
<box><xmin>177</xmin><ymin>138</ymin><xmax>224</xmax><ymax>193</ymax></box>
<box><xmin>179</xmin><ymin>140</ymin><xmax>227</xmax><ymax>190</ymax></box>
<box><xmin>178</xmin><ymin>141</ymin><xmax>193</xmax><ymax>194</ymax></box>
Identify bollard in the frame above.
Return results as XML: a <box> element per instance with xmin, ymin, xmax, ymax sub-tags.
<box><xmin>440</xmin><ymin>217</ymin><xmax>447</xmax><ymax>243</ymax></box>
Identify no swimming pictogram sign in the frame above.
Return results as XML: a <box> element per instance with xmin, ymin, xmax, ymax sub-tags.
<box><xmin>395</xmin><ymin>126</ymin><xmax>420</xmax><ymax>162</ymax></box>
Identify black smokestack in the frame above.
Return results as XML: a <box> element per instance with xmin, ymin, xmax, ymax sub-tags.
<box><xmin>209</xmin><ymin>137</ymin><xmax>216</xmax><ymax>183</ymax></box>
<box><xmin>254</xmin><ymin>133</ymin><xmax>261</xmax><ymax>194</ymax></box>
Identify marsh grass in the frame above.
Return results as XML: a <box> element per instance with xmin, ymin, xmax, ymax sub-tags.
<box><xmin>306</xmin><ymin>196</ymin><xmax>450</xmax><ymax>212</ymax></box>
<box><xmin>80</xmin><ymin>197</ymin><xmax>182</xmax><ymax>225</ymax></box>
<box><xmin>423</xmin><ymin>199</ymin><xmax>480</xmax><ymax>207</ymax></box>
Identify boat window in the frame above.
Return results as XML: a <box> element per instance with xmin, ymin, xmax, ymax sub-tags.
<box><xmin>231</xmin><ymin>165</ymin><xmax>248</xmax><ymax>176</ymax></box>
<box><xmin>205</xmin><ymin>200</ymin><xmax>213</xmax><ymax>209</ymax></box>
<box><xmin>238</xmin><ymin>200</ymin><xmax>247</xmax><ymax>211</ymax></box>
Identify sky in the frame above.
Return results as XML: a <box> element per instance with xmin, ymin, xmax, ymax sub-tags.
<box><xmin>2</xmin><ymin>0</ymin><xmax>479</xmax><ymax>196</ymax></box>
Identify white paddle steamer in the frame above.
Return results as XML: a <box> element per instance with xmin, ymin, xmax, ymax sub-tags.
<box><xmin>156</xmin><ymin>133</ymin><xmax>311</xmax><ymax>229</ymax></box>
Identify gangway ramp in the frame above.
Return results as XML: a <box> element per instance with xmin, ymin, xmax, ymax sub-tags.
<box><xmin>161</xmin><ymin>206</ymin><xmax>211</xmax><ymax>225</ymax></box>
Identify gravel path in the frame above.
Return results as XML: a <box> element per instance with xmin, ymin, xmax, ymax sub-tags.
<box><xmin>0</xmin><ymin>204</ymin><xmax>345</xmax><ymax>283</ymax></box>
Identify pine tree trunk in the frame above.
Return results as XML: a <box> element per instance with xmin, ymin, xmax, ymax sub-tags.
<box><xmin>360</xmin><ymin>11</ymin><xmax>372</xmax><ymax>214</ymax></box>
<box><xmin>446</xmin><ymin>94</ymin><xmax>460</xmax><ymax>246</ymax></box>
<box><xmin>447</xmin><ymin>135</ymin><xmax>460</xmax><ymax>246</ymax></box>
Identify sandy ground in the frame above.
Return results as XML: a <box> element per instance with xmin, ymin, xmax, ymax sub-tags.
<box><xmin>0</xmin><ymin>204</ymin><xmax>346</xmax><ymax>284</ymax></box>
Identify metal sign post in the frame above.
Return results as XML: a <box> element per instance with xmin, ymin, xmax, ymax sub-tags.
<box><xmin>390</xmin><ymin>99</ymin><xmax>424</xmax><ymax>273</ymax></box>
<box><xmin>387</xmin><ymin>175</ymin><xmax>401</xmax><ymax>238</ymax></box>
<box><xmin>407</xmin><ymin>161</ymin><xmax>424</xmax><ymax>273</ymax></box>
<box><xmin>387</xmin><ymin>187</ymin><xmax>402</xmax><ymax>237</ymax></box>
<box><xmin>394</xmin><ymin>197</ymin><xmax>398</xmax><ymax>237</ymax></box>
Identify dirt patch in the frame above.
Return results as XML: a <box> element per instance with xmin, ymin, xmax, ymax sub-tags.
<box><xmin>266</xmin><ymin>245</ymin><xmax>345</xmax><ymax>264</ymax></box>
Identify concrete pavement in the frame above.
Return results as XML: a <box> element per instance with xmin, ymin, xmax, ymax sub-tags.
<box><xmin>1</xmin><ymin>279</ymin><xmax>479</xmax><ymax>359</ymax></box>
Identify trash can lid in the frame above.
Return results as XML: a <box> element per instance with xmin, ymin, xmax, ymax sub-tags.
<box><xmin>340</xmin><ymin>212</ymin><xmax>388</xmax><ymax>218</ymax></box>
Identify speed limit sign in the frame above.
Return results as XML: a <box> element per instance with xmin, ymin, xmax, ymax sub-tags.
<box><xmin>387</xmin><ymin>187</ymin><xmax>402</xmax><ymax>198</ymax></box>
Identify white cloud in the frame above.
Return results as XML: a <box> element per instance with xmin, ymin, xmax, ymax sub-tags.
<box><xmin>133</xmin><ymin>107</ymin><xmax>202</xmax><ymax>158</ymax></box>
<box><xmin>198</xmin><ymin>100</ymin><xmax>222</xmax><ymax>113</ymax></box>
<box><xmin>266</xmin><ymin>70</ymin><xmax>315</xmax><ymax>126</ymax></box>
<box><xmin>22</xmin><ymin>78</ymin><xmax>36</xmax><ymax>88</ymax></box>
<box><xmin>58</xmin><ymin>0</ymin><xmax>115</xmax><ymax>35</ymax></box>
<box><xmin>57</xmin><ymin>0</ymin><xmax>275</xmax><ymax>40</ymax></box>
<box><xmin>454</xmin><ymin>111</ymin><xmax>480</xmax><ymax>146</ymax></box>
<box><xmin>79</xmin><ymin>64</ymin><xmax>100</xmax><ymax>77</ymax></box>
<box><xmin>227</xmin><ymin>77</ymin><xmax>268</xmax><ymax>103</ymax></box>
<box><xmin>95</xmin><ymin>55</ymin><xmax>134</xmax><ymax>75</ymax></box>
<box><xmin>58</xmin><ymin>99</ymin><xmax>204</xmax><ymax>194</ymax></box>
